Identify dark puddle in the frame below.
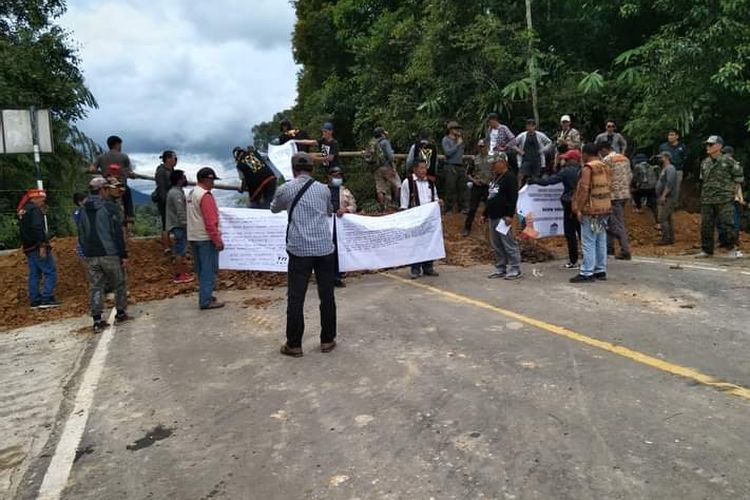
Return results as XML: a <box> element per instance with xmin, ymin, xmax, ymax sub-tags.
<box><xmin>126</xmin><ymin>424</ymin><xmax>174</xmax><ymax>451</ymax></box>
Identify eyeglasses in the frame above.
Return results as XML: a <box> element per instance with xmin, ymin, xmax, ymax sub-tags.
<box><xmin>606</xmin><ymin>125</ymin><xmax>615</xmax><ymax>129</ymax></box>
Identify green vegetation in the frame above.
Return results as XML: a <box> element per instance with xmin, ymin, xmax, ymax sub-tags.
<box><xmin>0</xmin><ymin>0</ymin><xmax>99</xmax><ymax>248</ymax></box>
<box><xmin>255</xmin><ymin>0</ymin><xmax>750</xmax><ymax>178</ymax></box>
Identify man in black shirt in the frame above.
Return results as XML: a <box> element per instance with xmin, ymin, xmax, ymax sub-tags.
<box><xmin>482</xmin><ymin>153</ymin><xmax>522</xmax><ymax>280</ymax></box>
<box><xmin>278</xmin><ymin>119</ymin><xmax>311</xmax><ymax>152</ymax></box>
<box><xmin>295</xmin><ymin>122</ymin><xmax>341</xmax><ymax>172</ymax></box>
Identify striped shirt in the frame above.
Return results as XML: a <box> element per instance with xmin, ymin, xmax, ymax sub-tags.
<box><xmin>271</xmin><ymin>174</ymin><xmax>334</xmax><ymax>257</ymax></box>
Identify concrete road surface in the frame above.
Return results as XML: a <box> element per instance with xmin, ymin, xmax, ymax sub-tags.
<box><xmin>11</xmin><ymin>258</ymin><xmax>750</xmax><ymax>499</ymax></box>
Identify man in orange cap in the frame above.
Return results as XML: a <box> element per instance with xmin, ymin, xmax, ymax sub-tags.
<box><xmin>19</xmin><ymin>188</ymin><xmax>59</xmax><ymax>308</ymax></box>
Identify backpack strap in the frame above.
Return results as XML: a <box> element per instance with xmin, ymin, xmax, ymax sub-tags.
<box><xmin>286</xmin><ymin>178</ymin><xmax>316</xmax><ymax>243</ymax></box>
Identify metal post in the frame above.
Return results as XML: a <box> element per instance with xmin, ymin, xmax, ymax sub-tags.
<box><xmin>29</xmin><ymin>106</ymin><xmax>49</xmax><ymax>233</ymax></box>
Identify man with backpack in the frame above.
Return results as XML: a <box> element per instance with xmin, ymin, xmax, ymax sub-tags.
<box><xmin>630</xmin><ymin>153</ymin><xmax>659</xmax><ymax>223</ymax></box>
<box><xmin>400</xmin><ymin>158</ymin><xmax>442</xmax><ymax>279</ymax></box>
<box><xmin>406</xmin><ymin>130</ymin><xmax>439</xmax><ymax>180</ymax></box>
<box><xmin>367</xmin><ymin>126</ymin><xmax>399</xmax><ymax>211</ymax></box>
<box><xmin>234</xmin><ymin>146</ymin><xmax>278</xmax><ymax>209</ymax></box>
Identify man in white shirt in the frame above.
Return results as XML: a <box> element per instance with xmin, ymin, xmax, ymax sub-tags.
<box><xmin>400</xmin><ymin>159</ymin><xmax>442</xmax><ymax>279</ymax></box>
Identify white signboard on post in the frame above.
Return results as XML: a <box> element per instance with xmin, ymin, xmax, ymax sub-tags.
<box><xmin>0</xmin><ymin>109</ymin><xmax>53</xmax><ymax>154</ymax></box>
<box><xmin>218</xmin><ymin>208</ymin><xmax>290</xmax><ymax>272</ymax></box>
<box><xmin>267</xmin><ymin>141</ymin><xmax>297</xmax><ymax>180</ymax></box>
<box><xmin>516</xmin><ymin>183</ymin><xmax>565</xmax><ymax>238</ymax></box>
<box><xmin>336</xmin><ymin>202</ymin><xmax>445</xmax><ymax>272</ymax></box>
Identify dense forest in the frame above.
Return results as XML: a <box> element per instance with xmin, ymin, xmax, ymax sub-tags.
<box><xmin>0</xmin><ymin>0</ymin><xmax>100</xmax><ymax>247</ymax></box>
<box><xmin>254</xmin><ymin>0</ymin><xmax>750</xmax><ymax>176</ymax></box>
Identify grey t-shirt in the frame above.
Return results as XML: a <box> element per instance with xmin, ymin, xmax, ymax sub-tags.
<box><xmin>656</xmin><ymin>164</ymin><xmax>678</xmax><ymax>200</ymax></box>
<box><xmin>93</xmin><ymin>150</ymin><xmax>132</xmax><ymax>185</ymax></box>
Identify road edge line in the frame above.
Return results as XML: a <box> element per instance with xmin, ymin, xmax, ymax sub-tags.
<box><xmin>383</xmin><ymin>272</ymin><xmax>750</xmax><ymax>402</ymax></box>
<box><xmin>36</xmin><ymin>308</ymin><xmax>117</xmax><ymax>500</ymax></box>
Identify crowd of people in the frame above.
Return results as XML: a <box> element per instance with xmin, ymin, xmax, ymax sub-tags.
<box><xmin>15</xmin><ymin>115</ymin><xmax>745</xmax><ymax>341</ymax></box>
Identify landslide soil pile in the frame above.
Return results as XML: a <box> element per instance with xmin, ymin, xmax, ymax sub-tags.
<box><xmin>0</xmin><ymin>205</ymin><xmax>702</xmax><ymax>332</ymax></box>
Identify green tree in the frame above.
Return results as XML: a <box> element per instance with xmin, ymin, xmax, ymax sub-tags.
<box><xmin>0</xmin><ymin>0</ymin><xmax>97</xmax><ymax>248</ymax></box>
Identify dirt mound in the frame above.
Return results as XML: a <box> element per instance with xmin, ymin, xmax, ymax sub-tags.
<box><xmin>0</xmin><ymin>204</ymin><xmax>704</xmax><ymax>332</ymax></box>
<box><xmin>440</xmin><ymin>203</ymin><xmax>703</xmax><ymax>267</ymax></box>
<box><xmin>0</xmin><ymin>238</ymin><xmax>286</xmax><ymax>332</ymax></box>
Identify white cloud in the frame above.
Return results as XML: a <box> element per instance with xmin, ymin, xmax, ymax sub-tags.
<box><xmin>61</xmin><ymin>0</ymin><xmax>299</xmax><ymax>158</ymax></box>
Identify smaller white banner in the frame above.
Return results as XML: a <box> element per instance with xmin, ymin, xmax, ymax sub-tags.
<box><xmin>336</xmin><ymin>202</ymin><xmax>445</xmax><ymax>272</ymax></box>
<box><xmin>267</xmin><ymin>141</ymin><xmax>297</xmax><ymax>180</ymax></box>
<box><xmin>218</xmin><ymin>207</ymin><xmax>289</xmax><ymax>272</ymax></box>
<box><xmin>516</xmin><ymin>183</ymin><xmax>565</xmax><ymax>238</ymax></box>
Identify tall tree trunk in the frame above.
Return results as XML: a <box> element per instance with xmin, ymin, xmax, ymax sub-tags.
<box><xmin>525</xmin><ymin>0</ymin><xmax>540</xmax><ymax>125</ymax></box>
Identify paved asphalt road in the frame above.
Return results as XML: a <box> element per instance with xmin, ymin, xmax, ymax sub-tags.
<box><xmin>13</xmin><ymin>258</ymin><xmax>750</xmax><ymax>499</ymax></box>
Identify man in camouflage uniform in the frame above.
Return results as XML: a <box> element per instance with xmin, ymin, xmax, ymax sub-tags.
<box><xmin>696</xmin><ymin>135</ymin><xmax>744</xmax><ymax>258</ymax></box>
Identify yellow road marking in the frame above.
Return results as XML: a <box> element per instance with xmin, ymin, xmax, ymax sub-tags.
<box><xmin>383</xmin><ymin>273</ymin><xmax>750</xmax><ymax>402</ymax></box>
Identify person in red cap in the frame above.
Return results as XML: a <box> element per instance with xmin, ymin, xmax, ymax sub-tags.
<box><xmin>18</xmin><ymin>188</ymin><xmax>59</xmax><ymax>308</ymax></box>
<box><xmin>528</xmin><ymin>148</ymin><xmax>582</xmax><ymax>269</ymax></box>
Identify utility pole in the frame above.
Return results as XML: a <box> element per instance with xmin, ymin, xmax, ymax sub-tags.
<box><xmin>29</xmin><ymin>106</ymin><xmax>49</xmax><ymax>232</ymax></box>
<box><xmin>525</xmin><ymin>0</ymin><xmax>540</xmax><ymax>125</ymax></box>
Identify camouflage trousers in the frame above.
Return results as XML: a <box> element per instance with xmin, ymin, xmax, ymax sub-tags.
<box><xmin>87</xmin><ymin>255</ymin><xmax>128</xmax><ymax>319</ymax></box>
<box><xmin>701</xmin><ymin>202</ymin><xmax>736</xmax><ymax>254</ymax></box>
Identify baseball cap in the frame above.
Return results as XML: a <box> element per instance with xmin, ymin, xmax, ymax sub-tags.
<box><xmin>292</xmin><ymin>152</ymin><xmax>315</xmax><ymax>171</ymax></box>
<box><xmin>446</xmin><ymin>120</ymin><xmax>462</xmax><ymax>130</ymax></box>
<box><xmin>722</xmin><ymin>145</ymin><xmax>735</xmax><ymax>155</ymax></box>
<box><xmin>374</xmin><ymin>126</ymin><xmax>386</xmax><ymax>137</ymax></box>
<box><xmin>705</xmin><ymin>135</ymin><xmax>724</xmax><ymax>145</ymax></box>
<box><xmin>559</xmin><ymin>149</ymin><xmax>581</xmax><ymax>162</ymax></box>
<box><xmin>89</xmin><ymin>176</ymin><xmax>109</xmax><ymax>190</ymax></box>
<box><xmin>560</xmin><ymin>114</ymin><xmax>571</xmax><ymax>123</ymax></box>
<box><xmin>196</xmin><ymin>167</ymin><xmax>221</xmax><ymax>181</ymax></box>
<box><xmin>321</xmin><ymin>122</ymin><xmax>334</xmax><ymax>131</ymax></box>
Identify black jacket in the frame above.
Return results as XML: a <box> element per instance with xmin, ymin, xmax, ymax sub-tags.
<box><xmin>77</xmin><ymin>195</ymin><xmax>128</xmax><ymax>259</ymax></box>
<box><xmin>484</xmin><ymin>171</ymin><xmax>518</xmax><ymax>219</ymax></box>
<box><xmin>19</xmin><ymin>202</ymin><xmax>48</xmax><ymax>253</ymax></box>
<box><xmin>532</xmin><ymin>162</ymin><xmax>580</xmax><ymax>203</ymax></box>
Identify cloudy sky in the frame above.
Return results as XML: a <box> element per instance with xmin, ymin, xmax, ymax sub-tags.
<box><xmin>61</xmin><ymin>0</ymin><xmax>299</xmax><ymax>159</ymax></box>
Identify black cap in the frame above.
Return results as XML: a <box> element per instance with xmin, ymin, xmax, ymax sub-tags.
<box><xmin>292</xmin><ymin>152</ymin><xmax>314</xmax><ymax>171</ymax></box>
<box><xmin>374</xmin><ymin>126</ymin><xmax>386</xmax><ymax>137</ymax></box>
<box><xmin>197</xmin><ymin>167</ymin><xmax>220</xmax><ymax>181</ymax></box>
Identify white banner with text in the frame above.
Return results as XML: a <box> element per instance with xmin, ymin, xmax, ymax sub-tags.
<box><xmin>218</xmin><ymin>203</ymin><xmax>446</xmax><ymax>272</ymax></box>
<box><xmin>516</xmin><ymin>183</ymin><xmax>565</xmax><ymax>239</ymax></box>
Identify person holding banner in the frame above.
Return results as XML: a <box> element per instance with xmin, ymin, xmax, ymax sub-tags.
<box><xmin>482</xmin><ymin>153</ymin><xmax>522</xmax><ymax>280</ymax></box>
<box><xmin>400</xmin><ymin>158</ymin><xmax>442</xmax><ymax>279</ymax></box>
<box><xmin>328</xmin><ymin>166</ymin><xmax>357</xmax><ymax>287</ymax></box>
<box><xmin>271</xmin><ymin>152</ymin><xmax>337</xmax><ymax>357</ymax></box>
<box><xmin>528</xmin><ymin>149</ymin><xmax>582</xmax><ymax>269</ymax></box>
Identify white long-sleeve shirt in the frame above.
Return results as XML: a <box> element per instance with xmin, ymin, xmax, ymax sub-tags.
<box><xmin>400</xmin><ymin>175</ymin><xmax>437</xmax><ymax>209</ymax></box>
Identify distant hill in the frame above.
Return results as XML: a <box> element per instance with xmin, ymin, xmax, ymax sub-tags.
<box><xmin>131</xmin><ymin>188</ymin><xmax>152</xmax><ymax>206</ymax></box>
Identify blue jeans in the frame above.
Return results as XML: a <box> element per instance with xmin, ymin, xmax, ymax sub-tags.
<box><xmin>27</xmin><ymin>248</ymin><xmax>57</xmax><ymax>304</ymax></box>
<box><xmin>190</xmin><ymin>241</ymin><xmax>219</xmax><ymax>308</ymax></box>
<box><xmin>580</xmin><ymin>216</ymin><xmax>608</xmax><ymax>276</ymax></box>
